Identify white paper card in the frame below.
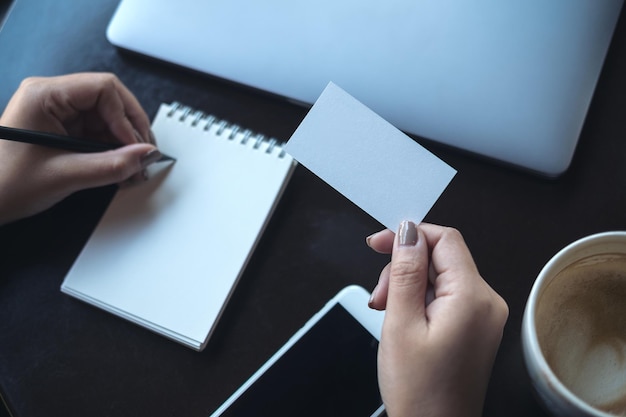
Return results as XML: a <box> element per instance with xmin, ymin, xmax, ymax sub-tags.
<box><xmin>284</xmin><ymin>82</ymin><xmax>456</xmax><ymax>231</ymax></box>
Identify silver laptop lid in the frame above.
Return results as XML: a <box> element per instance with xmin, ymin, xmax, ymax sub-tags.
<box><xmin>108</xmin><ymin>0</ymin><xmax>623</xmax><ymax>176</ymax></box>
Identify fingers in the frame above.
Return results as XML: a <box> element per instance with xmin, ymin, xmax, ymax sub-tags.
<box><xmin>366</xmin><ymin>228</ymin><xmax>394</xmax><ymax>310</ymax></box>
<box><xmin>370</xmin><ymin>262</ymin><xmax>436</xmax><ymax>311</ymax></box>
<box><xmin>368</xmin><ymin>263</ymin><xmax>390</xmax><ymax>310</ymax></box>
<box><xmin>51</xmin><ymin>144</ymin><xmax>161</xmax><ymax>193</ymax></box>
<box><xmin>89</xmin><ymin>74</ymin><xmax>154</xmax><ymax>146</ymax></box>
<box><xmin>3</xmin><ymin>73</ymin><xmax>154</xmax><ymax>146</ymax></box>
<box><xmin>366</xmin><ymin>228</ymin><xmax>394</xmax><ymax>254</ymax></box>
<box><xmin>384</xmin><ymin>221</ymin><xmax>429</xmax><ymax>325</ymax></box>
<box><xmin>367</xmin><ymin>223</ymin><xmax>479</xmax><ymax>311</ymax></box>
<box><xmin>59</xmin><ymin>73</ymin><xmax>152</xmax><ymax>145</ymax></box>
<box><xmin>419</xmin><ymin>224</ymin><xmax>480</xmax><ymax>286</ymax></box>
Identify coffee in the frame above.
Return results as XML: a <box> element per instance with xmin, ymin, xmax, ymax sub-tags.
<box><xmin>535</xmin><ymin>253</ymin><xmax>626</xmax><ymax>416</ymax></box>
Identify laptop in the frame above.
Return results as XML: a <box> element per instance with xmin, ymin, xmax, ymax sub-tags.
<box><xmin>107</xmin><ymin>0</ymin><xmax>624</xmax><ymax>177</ymax></box>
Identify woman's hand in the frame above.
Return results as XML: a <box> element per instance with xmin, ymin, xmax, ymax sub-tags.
<box><xmin>367</xmin><ymin>222</ymin><xmax>508</xmax><ymax>417</ymax></box>
<box><xmin>0</xmin><ymin>73</ymin><xmax>162</xmax><ymax>225</ymax></box>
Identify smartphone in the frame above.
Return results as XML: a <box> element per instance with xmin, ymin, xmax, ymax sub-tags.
<box><xmin>210</xmin><ymin>285</ymin><xmax>386</xmax><ymax>417</ymax></box>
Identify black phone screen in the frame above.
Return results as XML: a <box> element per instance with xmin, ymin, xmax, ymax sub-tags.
<box><xmin>218</xmin><ymin>304</ymin><xmax>382</xmax><ymax>416</ymax></box>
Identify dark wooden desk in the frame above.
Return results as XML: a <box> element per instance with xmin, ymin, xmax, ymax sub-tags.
<box><xmin>1</xmin><ymin>1</ymin><xmax>625</xmax><ymax>416</ymax></box>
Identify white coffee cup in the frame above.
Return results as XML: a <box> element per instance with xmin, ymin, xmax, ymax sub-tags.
<box><xmin>522</xmin><ymin>231</ymin><xmax>626</xmax><ymax>417</ymax></box>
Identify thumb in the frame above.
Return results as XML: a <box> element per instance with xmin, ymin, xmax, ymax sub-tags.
<box><xmin>57</xmin><ymin>143</ymin><xmax>162</xmax><ymax>191</ymax></box>
<box><xmin>385</xmin><ymin>221</ymin><xmax>429</xmax><ymax>326</ymax></box>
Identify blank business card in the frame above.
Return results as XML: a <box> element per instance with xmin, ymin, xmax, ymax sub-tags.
<box><xmin>284</xmin><ymin>82</ymin><xmax>456</xmax><ymax>231</ymax></box>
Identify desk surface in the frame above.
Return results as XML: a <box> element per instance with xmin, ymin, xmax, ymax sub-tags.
<box><xmin>1</xmin><ymin>1</ymin><xmax>625</xmax><ymax>416</ymax></box>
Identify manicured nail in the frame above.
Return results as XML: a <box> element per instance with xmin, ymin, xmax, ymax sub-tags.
<box><xmin>133</xmin><ymin>129</ymin><xmax>145</xmax><ymax>143</ymax></box>
<box><xmin>141</xmin><ymin>149</ymin><xmax>162</xmax><ymax>168</ymax></box>
<box><xmin>398</xmin><ymin>221</ymin><xmax>418</xmax><ymax>246</ymax></box>
<box><xmin>368</xmin><ymin>284</ymin><xmax>378</xmax><ymax>308</ymax></box>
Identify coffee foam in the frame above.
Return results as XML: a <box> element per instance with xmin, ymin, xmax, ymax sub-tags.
<box><xmin>536</xmin><ymin>253</ymin><xmax>626</xmax><ymax>415</ymax></box>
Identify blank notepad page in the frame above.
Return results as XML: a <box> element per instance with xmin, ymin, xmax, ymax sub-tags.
<box><xmin>61</xmin><ymin>103</ymin><xmax>295</xmax><ymax>351</ymax></box>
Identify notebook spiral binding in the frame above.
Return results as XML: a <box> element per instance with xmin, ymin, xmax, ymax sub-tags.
<box><xmin>166</xmin><ymin>102</ymin><xmax>287</xmax><ymax>158</ymax></box>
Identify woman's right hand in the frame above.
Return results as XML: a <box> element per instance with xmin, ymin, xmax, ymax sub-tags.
<box><xmin>367</xmin><ymin>222</ymin><xmax>508</xmax><ymax>417</ymax></box>
<box><xmin>0</xmin><ymin>72</ymin><xmax>162</xmax><ymax>225</ymax></box>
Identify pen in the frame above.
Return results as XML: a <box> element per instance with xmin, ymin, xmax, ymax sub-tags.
<box><xmin>0</xmin><ymin>125</ymin><xmax>175</xmax><ymax>162</ymax></box>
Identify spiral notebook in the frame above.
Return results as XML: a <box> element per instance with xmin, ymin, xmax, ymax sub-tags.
<box><xmin>61</xmin><ymin>102</ymin><xmax>296</xmax><ymax>351</ymax></box>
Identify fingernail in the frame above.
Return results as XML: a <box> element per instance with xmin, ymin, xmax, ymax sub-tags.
<box><xmin>398</xmin><ymin>221</ymin><xmax>418</xmax><ymax>246</ymax></box>
<box><xmin>365</xmin><ymin>230</ymin><xmax>385</xmax><ymax>248</ymax></box>
<box><xmin>133</xmin><ymin>129</ymin><xmax>145</xmax><ymax>143</ymax></box>
<box><xmin>141</xmin><ymin>149</ymin><xmax>162</xmax><ymax>168</ymax></box>
<box><xmin>149</xmin><ymin>130</ymin><xmax>157</xmax><ymax>145</ymax></box>
<box><xmin>368</xmin><ymin>284</ymin><xmax>378</xmax><ymax>308</ymax></box>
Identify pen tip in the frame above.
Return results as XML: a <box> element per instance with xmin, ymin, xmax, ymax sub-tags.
<box><xmin>158</xmin><ymin>153</ymin><xmax>176</xmax><ymax>163</ymax></box>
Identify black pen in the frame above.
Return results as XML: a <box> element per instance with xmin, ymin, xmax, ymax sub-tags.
<box><xmin>0</xmin><ymin>125</ymin><xmax>175</xmax><ymax>162</ymax></box>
